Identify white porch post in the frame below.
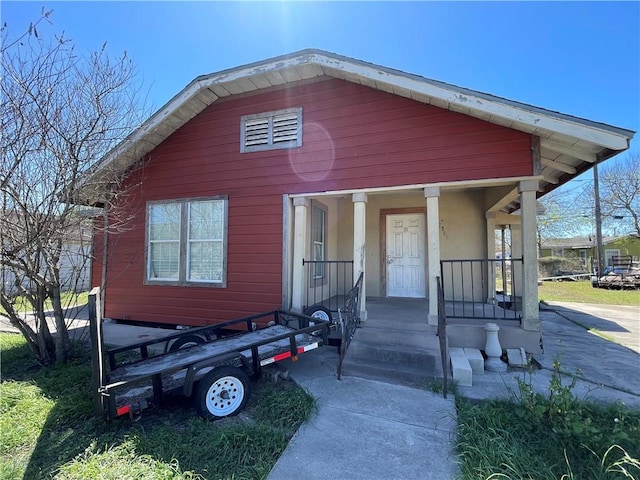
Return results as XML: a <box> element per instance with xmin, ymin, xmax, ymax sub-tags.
<box><xmin>486</xmin><ymin>212</ymin><xmax>497</xmax><ymax>304</ymax></box>
<box><xmin>352</xmin><ymin>192</ymin><xmax>367</xmax><ymax>321</ymax></box>
<box><xmin>424</xmin><ymin>187</ymin><xmax>440</xmax><ymax>326</ymax></box>
<box><xmin>291</xmin><ymin>197</ymin><xmax>309</xmax><ymax>313</ymax></box>
<box><xmin>519</xmin><ymin>180</ymin><xmax>540</xmax><ymax>331</ymax></box>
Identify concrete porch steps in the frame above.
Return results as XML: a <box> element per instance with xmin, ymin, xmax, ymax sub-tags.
<box><xmin>339</xmin><ymin>324</ymin><xmax>444</xmax><ymax>388</ymax></box>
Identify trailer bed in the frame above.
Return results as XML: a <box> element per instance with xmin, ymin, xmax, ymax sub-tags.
<box><xmin>109</xmin><ymin>325</ymin><xmax>315</xmax><ymax>383</ymax></box>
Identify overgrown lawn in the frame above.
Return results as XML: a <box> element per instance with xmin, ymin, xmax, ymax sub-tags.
<box><xmin>539</xmin><ymin>280</ymin><xmax>640</xmax><ymax>306</ymax></box>
<box><xmin>0</xmin><ymin>332</ymin><xmax>314</xmax><ymax>479</ymax></box>
<box><xmin>456</xmin><ymin>364</ymin><xmax>640</xmax><ymax>479</ymax></box>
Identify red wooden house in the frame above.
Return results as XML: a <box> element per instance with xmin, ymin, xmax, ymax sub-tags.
<box><xmin>81</xmin><ymin>50</ymin><xmax>633</xmax><ymax>353</ymax></box>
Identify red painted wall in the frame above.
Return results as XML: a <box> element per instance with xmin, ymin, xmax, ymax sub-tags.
<box><xmin>99</xmin><ymin>77</ymin><xmax>533</xmax><ymax>325</ymax></box>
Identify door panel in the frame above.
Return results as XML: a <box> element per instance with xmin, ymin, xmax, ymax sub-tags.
<box><xmin>386</xmin><ymin>214</ymin><xmax>426</xmax><ymax>298</ymax></box>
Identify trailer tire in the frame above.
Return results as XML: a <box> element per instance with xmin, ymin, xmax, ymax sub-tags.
<box><xmin>304</xmin><ymin>305</ymin><xmax>333</xmax><ymax>323</ymax></box>
<box><xmin>195</xmin><ymin>367</ymin><xmax>250</xmax><ymax>420</ymax></box>
<box><xmin>304</xmin><ymin>305</ymin><xmax>334</xmax><ymax>334</ymax></box>
<box><xmin>168</xmin><ymin>334</ymin><xmax>205</xmax><ymax>352</ymax></box>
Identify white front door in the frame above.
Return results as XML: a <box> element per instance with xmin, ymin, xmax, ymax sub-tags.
<box><xmin>386</xmin><ymin>213</ymin><xmax>426</xmax><ymax>298</ymax></box>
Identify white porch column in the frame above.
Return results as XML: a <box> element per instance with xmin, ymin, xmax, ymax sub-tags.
<box><xmin>519</xmin><ymin>180</ymin><xmax>540</xmax><ymax>331</ymax></box>
<box><xmin>291</xmin><ymin>197</ymin><xmax>309</xmax><ymax>312</ymax></box>
<box><xmin>352</xmin><ymin>192</ymin><xmax>367</xmax><ymax>321</ymax></box>
<box><xmin>486</xmin><ymin>212</ymin><xmax>497</xmax><ymax>304</ymax></box>
<box><xmin>424</xmin><ymin>187</ymin><xmax>440</xmax><ymax>326</ymax></box>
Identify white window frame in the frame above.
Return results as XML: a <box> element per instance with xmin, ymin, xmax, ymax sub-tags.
<box><xmin>145</xmin><ymin>196</ymin><xmax>228</xmax><ymax>287</ymax></box>
<box><xmin>240</xmin><ymin>107</ymin><xmax>302</xmax><ymax>153</ymax></box>
<box><xmin>310</xmin><ymin>200</ymin><xmax>327</xmax><ymax>286</ymax></box>
<box><xmin>551</xmin><ymin>248</ymin><xmax>564</xmax><ymax>257</ymax></box>
<box><xmin>605</xmin><ymin>249</ymin><xmax>620</xmax><ymax>266</ymax></box>
<box><xmin>579</xmin><ymin>249</ymin><xmax>587</xmax><ymax>266</ymax></box>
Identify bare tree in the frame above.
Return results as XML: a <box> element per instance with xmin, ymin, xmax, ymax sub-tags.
<box><xmin>536</xmin><ymin>188</ymin><xmax>590</xmax><ymax>253</ymax></box>
<box><xmin>1</xmin><ymin>10</ymin><xmax>145</xmax><ymax>365</ymax></box>
<box><xmin>597</xmin><ymin>154</ymin><xmax>640</xmax><ymax>237</ymax></box>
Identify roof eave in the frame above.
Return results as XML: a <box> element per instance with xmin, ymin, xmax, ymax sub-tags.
<box><xmin>77</xmin><ymin>49</ymin><xmax>635</xmax><ymax>204</ymax></box>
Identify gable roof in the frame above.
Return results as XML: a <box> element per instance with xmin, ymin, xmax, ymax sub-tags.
<box><xmin>80</xmin><ymin>48</ymin><xmax>635</xmax><ymax>205</ymax></box>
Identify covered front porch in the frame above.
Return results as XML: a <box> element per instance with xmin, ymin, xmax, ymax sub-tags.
<box><xmin>284</xmin><ymin>177</ymin><xmax>542</xmax><ymax>353</ymax></box>
<box><xmin>327</xmin><ymin>295</ymin><xmax>537</xmax><ymax>386</ymax></box>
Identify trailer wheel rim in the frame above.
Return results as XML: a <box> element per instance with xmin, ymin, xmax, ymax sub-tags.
<box><xmin>204</xmin><ymin>375</ymin><xmax>246</xmax><ymax>416</ymax></box>
<box><xmin>310</xmin><ymin>310</ymin><xmax>331</xmax><ymax>322</ymax></box>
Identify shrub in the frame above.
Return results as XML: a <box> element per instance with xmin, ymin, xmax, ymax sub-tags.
<box><xmin>538</xmin><ymin>256</ymin><xmax>585</xmax><ymax>277</ymax></box>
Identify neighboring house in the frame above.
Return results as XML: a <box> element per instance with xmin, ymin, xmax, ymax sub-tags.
<box><xmin>540</xmin><ymin>234</ymin><xmax>640</xmax><ymax>270</ymax></box>
<box><xmin>1</xmin><ymin>221</ymin><xmax>92</xmax><ymax>295</ymax></box>
<box><xmin>78</xmin><ymin>49</ymin><xmax>634</xmax><ymax>353</ymax></box>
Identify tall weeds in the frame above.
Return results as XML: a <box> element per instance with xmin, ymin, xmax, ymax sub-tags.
<box><xmin>456</xmin><ymin>357</ymin><xmax>640</xmax><ymax>480</ymax></box>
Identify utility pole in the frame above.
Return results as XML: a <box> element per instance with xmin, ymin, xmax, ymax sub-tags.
<box><xmin>593</xmin><ymin>164</ymin><xmax>604</xmax><ymax>276</ymax></box>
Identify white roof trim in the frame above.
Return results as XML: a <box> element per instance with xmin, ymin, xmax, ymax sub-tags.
<box><xmin>80</xmin><ymin>49</ymin><xmax>634</xmax><ymax>203</ymax></box>
<box><xmin>304</xmin><ymin>52</ymin><xmax>631</xmax><ymax>150</ymax></box>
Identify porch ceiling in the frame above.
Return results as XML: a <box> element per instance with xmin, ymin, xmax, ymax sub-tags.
<box><xmin>79</xmin><ymin>49</ymin><xmax>634</xmax><ymax>208</ymax></box>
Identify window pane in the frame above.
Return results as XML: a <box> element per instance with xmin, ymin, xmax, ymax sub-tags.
<box><xmin>150</xmin><ymin>204</ymin><xmax>181</xmax><ymax>241</ymax></box>
<box><xmin>189</xmin><ymin>241</ymin><xmax>222</xmax><ymax>282</ymax></box>
<box><xmin>311</xmin><ymin>204</ymin><xmax>326</xmax><ymax>279</ymax></box>
<box><xmin>189</xmin><ymin>201</ymin><xmax>224</xmax><ymax>240</ymax></box>
<box><xmin>149</xmin><ymin>242</ymin><xmax>179</xmax><ymax>279</ymax></box>
<box><xmin>312</xmin><ymin>207</ymin><xmax>325</xmax><ymax>243</ymax></box>
<box><xmin>147</xmin><ymin>198</ymin><xmax>227</xmax><ymax>285</ymax></box>
<box><xmin>313</xmin><ymin>242</ymin><xmax>324</xmax><ymax>278</ymax></box>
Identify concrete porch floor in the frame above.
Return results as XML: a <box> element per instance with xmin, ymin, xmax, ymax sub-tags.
<box><xmin>362</xmin><ymin>295</ymin><xmax>521</xmax><ymax>333</ymax></box>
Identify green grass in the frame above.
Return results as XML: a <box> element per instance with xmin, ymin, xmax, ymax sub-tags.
<box><xmin>456</xmin><ymin>399</ymin><xmax>640</xmax><ymax>479</ymax></box>
<box><xmin>539</xmin><ymin>279</ymin><xmax>640</xmax><ymax>306</ymax></box>
<box><xmin>0</xmin><ymin>332</ymin><xmax>314</xmax><ymax>479</ymax></box>
<box><xmin>455</xmin><ymin>363</ymin><xmax>640</xmax><ymax>480</ymax></box>
<box><xmin>0</xmin><ymin>291</ymin><xmax>89</xmax><ymax>316</ymax></box>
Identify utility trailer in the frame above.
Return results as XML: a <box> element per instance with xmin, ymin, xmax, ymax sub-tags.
<box><xmin>88</xmin><ymin>288</ymin><xmax>330</xmax><ymax>421</ymax></box>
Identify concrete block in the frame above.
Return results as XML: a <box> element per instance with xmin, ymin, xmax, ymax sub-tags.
<box><xmin>463</xmin><ymin>348</ymin><xmax>484</xmax><ymax>375</ymax></box>
<box><xmin>507</xmin><ymin>347</ymin><xmax>528</xmax><ymax>367</ymax></box>
<box><xmin>449</xmin><ymin>348</ymin><xmax>472</xmax><ymax>387</ymax></box>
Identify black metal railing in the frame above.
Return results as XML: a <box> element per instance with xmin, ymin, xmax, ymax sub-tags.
<box><xmin>436</xmin><ymin>276</ymin><xmax>448</xmax><ymax>398</ymax></box>
<box><xmin>337</xmin><ymin>272</ymin><xmax>363</xmax><ymax>380</ymax></box>
<box><xmin>302</xmin><ymin>259</ymin><xmax>354</xmax><ymax>313</ymax></box>
<box><xmin>440</xmin><ymin>258</ymin><xmax>523</xmax><ymax>320</ymax></box>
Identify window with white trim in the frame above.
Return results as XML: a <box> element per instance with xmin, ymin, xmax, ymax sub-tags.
<box><xmin>146</xmin><ymin>197</ymin><xmax>227</xmax><ymax>286</ymax></box>
<box><xmin>311</xmin><ymin>201</ymin><xmax>327</xmax><ymax>284</ymax></box>
<box><xmin>551</xmin><ymin>248</ymin><xmax>563</xmax><ymax>257</ymax></box>
<box><xmin>241</xmin><ymin>107</ymin><xmax>302</xmax><ymax>152</ymax></box>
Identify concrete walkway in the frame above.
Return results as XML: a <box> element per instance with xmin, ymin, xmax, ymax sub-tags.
<box><xmin>543</xmin><ymin>301</ymin><xmax>640</xmax><ymax>354</ymax></box>
<box><xmin>458</xmin><ymin>305</ymin><xmax>640</xmax><ymax>408</ymax></box>
<box><xmin>267</xmin><ymin>348</ymin><xmax>458</xmax><ymax>480</ymax></box>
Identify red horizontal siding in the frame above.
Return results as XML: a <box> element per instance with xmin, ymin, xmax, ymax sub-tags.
<box><xmin>103</xmin><ymin>76</ymin><xmax>532</xmax><ymax>325</ymax></box>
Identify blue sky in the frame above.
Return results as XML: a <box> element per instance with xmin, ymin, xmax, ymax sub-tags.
<box><xmin>3</xmin><ymin>1</ymin><xmax>639</xmax><ymax>169</ymax></box>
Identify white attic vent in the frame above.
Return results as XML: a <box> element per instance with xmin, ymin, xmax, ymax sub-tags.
<box><xmin>241</xmin><ymin>107</ymin><xmax>302</xmax><ymax>152</ymax></box>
